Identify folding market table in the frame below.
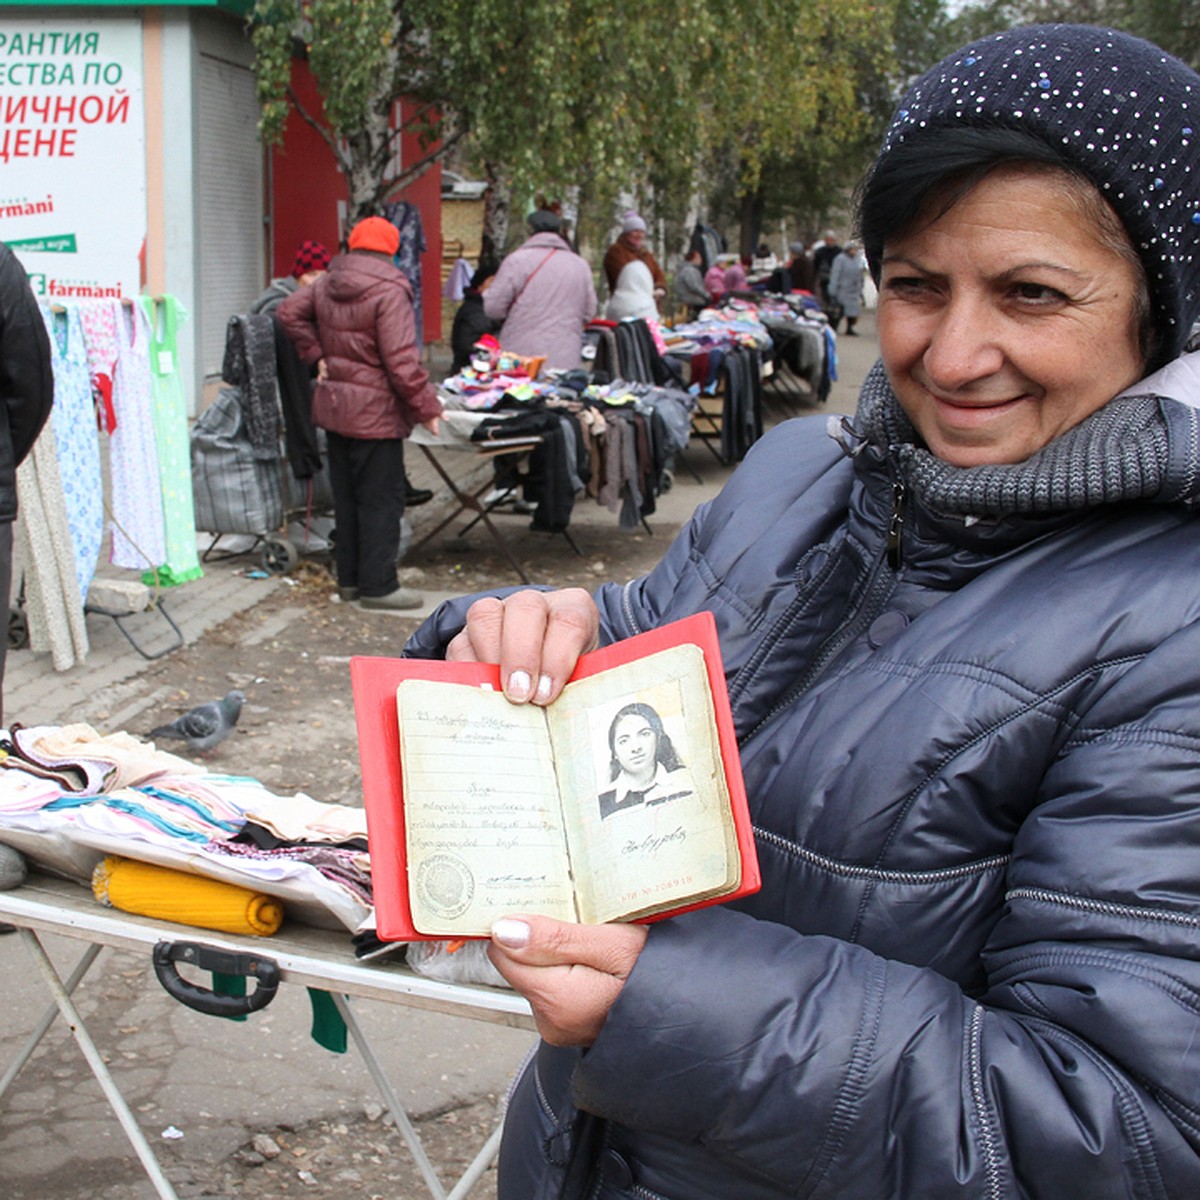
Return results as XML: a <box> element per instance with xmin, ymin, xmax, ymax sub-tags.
<box><xmin>409</xmin><ymin>416</ymin><xmax>551</xmax><ymax>584</ymax></box>
<box><xmin>0</xmin><ymin>872</ymin><xmax>535</xmax><ymax>1200</ymax></box>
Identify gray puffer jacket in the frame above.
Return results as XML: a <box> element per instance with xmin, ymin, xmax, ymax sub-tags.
<box><xmin>406</xmin><ymin>354</ymin><xmax>1200</xmax><ymax>1199</ymax></box>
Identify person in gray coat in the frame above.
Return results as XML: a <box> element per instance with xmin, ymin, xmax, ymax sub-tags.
<box><xmin>404</xmin><ymin>25</ymin><xmax>1200</xmax><ymax>1200</ymax></box>
<box><xmin>484</xmin><ymin>211</ymin><xmax>597</xmax><ymax>372</ymax></box>
<box><xmin>826</xmin><ymin>239</ymin><xmax>865</xmax><ymax>334</ymax></box>
<box><xmin>671</xmin><ymin>247</ymin><xmax>710</xmax><ymax>318</ymax></box>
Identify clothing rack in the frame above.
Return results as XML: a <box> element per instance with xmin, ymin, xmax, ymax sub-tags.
<box><xmin>17</xmin><ymin>295</ymin><xmax>198</xmax><ymax>673</ymax></box>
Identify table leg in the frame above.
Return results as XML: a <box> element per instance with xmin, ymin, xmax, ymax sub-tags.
<box><xmin>0</xmin><ymin>940</ymin><xmax>103</xmax><ymax>1102</ymax></box>
<box><xmin>413</xmin><ymin>445</ymin><xmax>532</xmax><ymax>585</ymax></box>
<box><xmin>333</xmin><ymin>992</ymin><xmax>449</xmax><ymax>1200</ymax></box>
<box><xmin>17</xmin><ymin>930</ymin><xmax>180</xmax><ymax>1199</ymax></box>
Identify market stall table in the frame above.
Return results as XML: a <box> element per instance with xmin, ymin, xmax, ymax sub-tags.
<box><xmin>409</xmin><ymin>415</ymin><xmax>546</xmax><ymax>584</ymax></box>
<box><xmin>0</xmin><ymin>871</ymin><xmax>535</xmax><ymax>1200</ymax></box>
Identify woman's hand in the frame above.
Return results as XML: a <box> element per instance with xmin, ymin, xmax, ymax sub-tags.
<box><xmin>488</xmin><ymin>915</ymin><xmax>648</xmax><ymax>1046</ymax></box>
<box><xmin>446</xmin><ymin>588</ymin><xmax>599</xmax><ymax>705</ymax></box>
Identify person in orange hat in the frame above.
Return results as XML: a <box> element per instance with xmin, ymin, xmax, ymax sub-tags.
<box><xmin>278</xmin><ymin>215</ymin><xmax>441</xmax><ymax>610</ymax></box>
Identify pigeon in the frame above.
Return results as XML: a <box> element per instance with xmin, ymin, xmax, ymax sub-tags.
<box><xmin>148</xmin><ymin>689</ymin><xmax>245</xmax><ymax>753</ymax></box>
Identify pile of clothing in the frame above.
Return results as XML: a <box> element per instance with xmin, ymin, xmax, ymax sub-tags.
<box><xmin>0</xmin><ymin>723</ymin><xmax>372</xmax><ymax>931</ymax></box>
<box><xmin>437</xmin><ymin>360</ymin><xmax>695</xmax><ymax>533</ymax></box>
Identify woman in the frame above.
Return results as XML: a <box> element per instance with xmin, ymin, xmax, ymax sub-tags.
<box><xmin>407</xmin><ymin>25</ymin><xmax>1200</xmax><ymax>1198</ymax></box>
<box><xmin>278</xmin><ymin>217</ymin><xmax>440</xmax><ymax>610</ymax></box>
<box><xmin>702</xmin><ymin>255</ymin><xmax>728</xmax><ymax>303</ymax></box>
<box><xmin>826</xmin><ymin>239</ymin><xmax>865</xmax><ymax>334</ymax></box>
<box><xmin>483</xmin><ymin>209</ymin><xmax>597</xmax><ymax>371</ymax></box>
<box><xmin>597</xmin><ymin>702</ymin><xmax>693</xmax><ymax>820</ymax></box>
<box><xmin>448</xmin><ymin>258</ymin><xmax>499</xmax><ymax>374</ymax></box>
<box><xmin>723</xmin><ymin>256</ymin><xmax>749</xmax><ymax>294</ymax></box>
<box><xmin>604</xmin><ymin>259</ymin><xmax>659</xmax><ymax>323</ymax></box>
<box><xmin>604</xmin><ymin>259</ymin><xmax>669</xmax><ymax>354</ymax></box>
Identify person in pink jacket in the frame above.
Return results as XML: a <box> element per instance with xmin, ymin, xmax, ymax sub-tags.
<box><xmin>278</xmin><ymin>216</ymin><xmax>441</xmax><ymax>610</ymax></box>
<box><xmin>484</xmin><ymin>210</ymin><xmax>597</xmax><ymax>371</ymax></box>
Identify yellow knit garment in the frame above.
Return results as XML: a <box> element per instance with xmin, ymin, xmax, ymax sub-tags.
<box><xmin>92</xmin><ymin>856</ymin><xmax>284</xmax><ymax>936</ymax></box>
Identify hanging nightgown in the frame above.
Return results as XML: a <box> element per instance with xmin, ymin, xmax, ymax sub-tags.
<box><xmin>15</xmin><ymin>414</ymin><xmax>90</xmax><ymax>672</ymax></box>
<box><xmin>77</xmin><ymin>299</ymin><xmax>119</xmax><ymax>434</ymax></box>
<box><xmin>140</xmin><ymin>296</ymin><xmax>201</xmax><ymax>586</ymax></box>
<box><xmin>40</xmin><ymin>304</ymin><xmax>103</xmax><ymax>605</ymax></box>
<box><xmin>107</xmin><ymin>300</ymin><xmax>166</xmax><ymax>570</ymax></box>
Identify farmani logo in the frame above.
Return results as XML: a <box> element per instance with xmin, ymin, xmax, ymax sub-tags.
<box><xmin>0</xmin><ymin>193</ymin><xmax>55</xmax><ymax>218</ymax></box>
<box><xmin>24</xmin><ymin>273</ymin><xmax>123</xmax><ymax>299</ymax></box>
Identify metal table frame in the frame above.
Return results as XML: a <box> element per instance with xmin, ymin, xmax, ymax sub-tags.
<box><xmin>412</xmin><ymin>439</ymin><xmax>544</xmax><ymax>584</ymax></box>
<box><xmin>0</xmin><ymin>873</ymin><xmax>535</xmax><ymax>1200</ymax></box>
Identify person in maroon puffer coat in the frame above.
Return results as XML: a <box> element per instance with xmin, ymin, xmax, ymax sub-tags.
<box><xmin>279</xmin><ymin>217</ymin><xmax>441</xmax><ymax>610</ymax></box>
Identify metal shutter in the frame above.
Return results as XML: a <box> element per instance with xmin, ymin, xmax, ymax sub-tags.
<box><xmin>196</xmin><ymin>52</ymin><xmax>263</xmax><ymax>380</ymax></box>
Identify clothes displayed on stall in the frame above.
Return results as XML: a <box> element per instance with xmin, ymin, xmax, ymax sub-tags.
<box><xmin>107</xmin><ymin>301</ymin><xmax>166</xmax><ymax>571</ymax></box>
<box><xmin>141</xmin><ymin>296</ymin><xmax>202</xmax><ymax>586</ymax></box>
<box><xmin>14</xmin><ymin>296</ymin><xmax>203</xmax><ymax>672</ymax></box>
<box><xmin>221</xmin><ymin>314</ymin><xmax>281</xmax><ymax>460</ymax></box>
<box><xmin>383</xmin><ymin>199</ymin><xmax>426</xmax><ymax>346</ymax></box>
<box><xmin>77</xmin><ymin>300</ymin><xmax>119</xmax><ymax>433</ymax></box>
<box><xmin>717</xmin><ymin>346</ymin><xmax>764</xmax><ymax>463</ymax></box>
<box><xmin>442</xmin><ymin>257</ymin><xmax>474</xmax><ymax>301</ymax></box>
<box><xmin>40</xmin><ymin>306</ymin><xmax>103</xmax><ymax>606</ymax></box>
<box><xmin>441</xmin><ymin>349</ymin><xmax>695</xmax><ymax>534</ymax></box>
<box><xmin>0</xmin><ymin>722</ymin><xmax>376</xmax><ymax>931</ymax></box>
<box><xmin>663</xmin><ymin>298</ymin><xmax>831</xmax><ymax>400</ymax></box>
<box><xmin>688</xmin><ymin>223</ymin><xmax>725</xmax><ymax>272</ymax></box>
<box><xmin>585</xmin><ymin>318</ymin><xmax>681</xmax><ymax>388</ymax></box>
<box><xmin>15</xmin><ymin>404</ymin><xmax>90</xmax><ymax>670</ymax></box>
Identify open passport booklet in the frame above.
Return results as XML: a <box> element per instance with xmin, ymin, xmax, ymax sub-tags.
<box><xmin>351</xmin><ymin>612</ymin><xmax>760</xmax><ymax>941</ymax></box>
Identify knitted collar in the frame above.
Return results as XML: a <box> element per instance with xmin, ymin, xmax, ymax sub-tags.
<box><xmin>843</xmin><ymin>361</ymin><xmax>1172</xmax><ymax>518</ymax></box>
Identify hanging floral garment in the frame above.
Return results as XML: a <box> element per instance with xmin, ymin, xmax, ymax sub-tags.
<box><xmin>40</xmin><ymin>305</ymin><xmax>103</xmax><ymax>606</ymax></box>
<box><xmin>77</xmin><ymin>299</ymin><xmax>118</xmax><ymax>434</ymax></box>
<box><xmin>15</xmin><ymin>417</ymin><xmax>89</xmax><ymax>672</ymax></box>
<box><xmin>107</xmin><ymin>300</ymin><xmax>165</xmax><ymax>570</ymax></box>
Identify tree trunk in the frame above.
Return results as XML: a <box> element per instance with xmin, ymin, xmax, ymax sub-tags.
<box><xmin>738</xmin><ymin>185</ymin><xmax>765</xmax><ymax>262</ymax></box>
<box><xmin>482</xmin><ymin>161</ymin><xmax>511</xmax><ymax>255</ymax></box>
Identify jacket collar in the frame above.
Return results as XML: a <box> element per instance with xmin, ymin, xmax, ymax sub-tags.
<box><xmin>842</xmin><ymin>356</ymin><xmax>1200</xmax><ymax>518</ymax></box>
<box><xmin>522</xmin><ymin>231</ymin><xmax>572</xmax><ymax>252</ymax></box>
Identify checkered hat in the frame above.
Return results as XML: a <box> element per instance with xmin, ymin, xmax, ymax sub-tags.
<box><xmin>291</xmin><ymin>240</ymin><xmax>331</xmax><ymax>278</ymax></box>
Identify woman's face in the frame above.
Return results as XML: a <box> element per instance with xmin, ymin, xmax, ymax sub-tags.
<box><xmin>613</xmin><ymin>715</ymin><xmax>657</xmax><ymax>783</ymax></box>
<box><xmin>877</xmin><ymin>166</ymin><xmax>1145</xmax><ymax>467</ymax></box>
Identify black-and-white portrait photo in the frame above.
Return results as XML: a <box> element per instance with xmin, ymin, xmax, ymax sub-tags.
<box><xmin>597</xmin><ymin>701</ymin><xmax>696</xmax><ymax>821</ymax></box>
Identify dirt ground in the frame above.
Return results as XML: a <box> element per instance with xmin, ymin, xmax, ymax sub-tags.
<box><xmin>126</xmin><ymin>531</ymin><xmax>672</xmax><ymax>811</ymax></box>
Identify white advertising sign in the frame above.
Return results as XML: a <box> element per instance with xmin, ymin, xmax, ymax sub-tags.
<box><xmin>0</xmin><ymin>16</ymin><xmax>146</xmax><ymax>299</ymax></box>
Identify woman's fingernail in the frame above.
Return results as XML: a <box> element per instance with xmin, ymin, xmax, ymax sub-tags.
<box><xmin>507</xmin><ymin>670</ymin><xmax>531</xmax><ymax>701</ymax></box>
<box><xmin>492</xmin><ymin>918</ymin><xmax>531</xmax><ymax>948</ymax></box>
<box><xmin>534</xmin><ymin>674</ymin><xmax>552</xmax><ymax>703</ymax></box>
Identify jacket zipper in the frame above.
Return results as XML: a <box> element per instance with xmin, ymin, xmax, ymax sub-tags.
<box><xmin>1006</xmin><ymin>886</ymin><xmax>1200</xmax><ymax>928</ymax></box>
<box><xmin>754</xmin><ymin>827</ymin><xmax>1010</xmax><ymax>884</ymax></box>
<box><xmin>886</xmin><ymin>478</ymin><xmax>906</xmax><ymax>570</ymax></box>
<box><xmin>739</xmin><ymin>476</ymin><xmax>907</xmax><ymax>748</ymax></box>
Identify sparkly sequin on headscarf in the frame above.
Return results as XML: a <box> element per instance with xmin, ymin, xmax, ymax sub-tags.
<box><xmin>878</xmin><ymin>24</ymin><xmax>1200</xmax><ymax>360</ymax></box>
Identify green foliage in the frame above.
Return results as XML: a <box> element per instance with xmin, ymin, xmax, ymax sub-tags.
<box><xmin>949</xmin><ymin>0</ymin><xmax>1200</xmax><ymax>67</ymax></box>
<box><xmin>247</xmin><ymin>0</ymin><xmax>296</xmax><ymax>147</ymax></box>
<box><xmin>247</xmin><ymin>0</ymin><xmax>949</xmax><ymax>238</ymax></box>
<box><xmin>305</xmin><ymin>0</ymin><xmax>396</xmax><ymax>133</ymax></box>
